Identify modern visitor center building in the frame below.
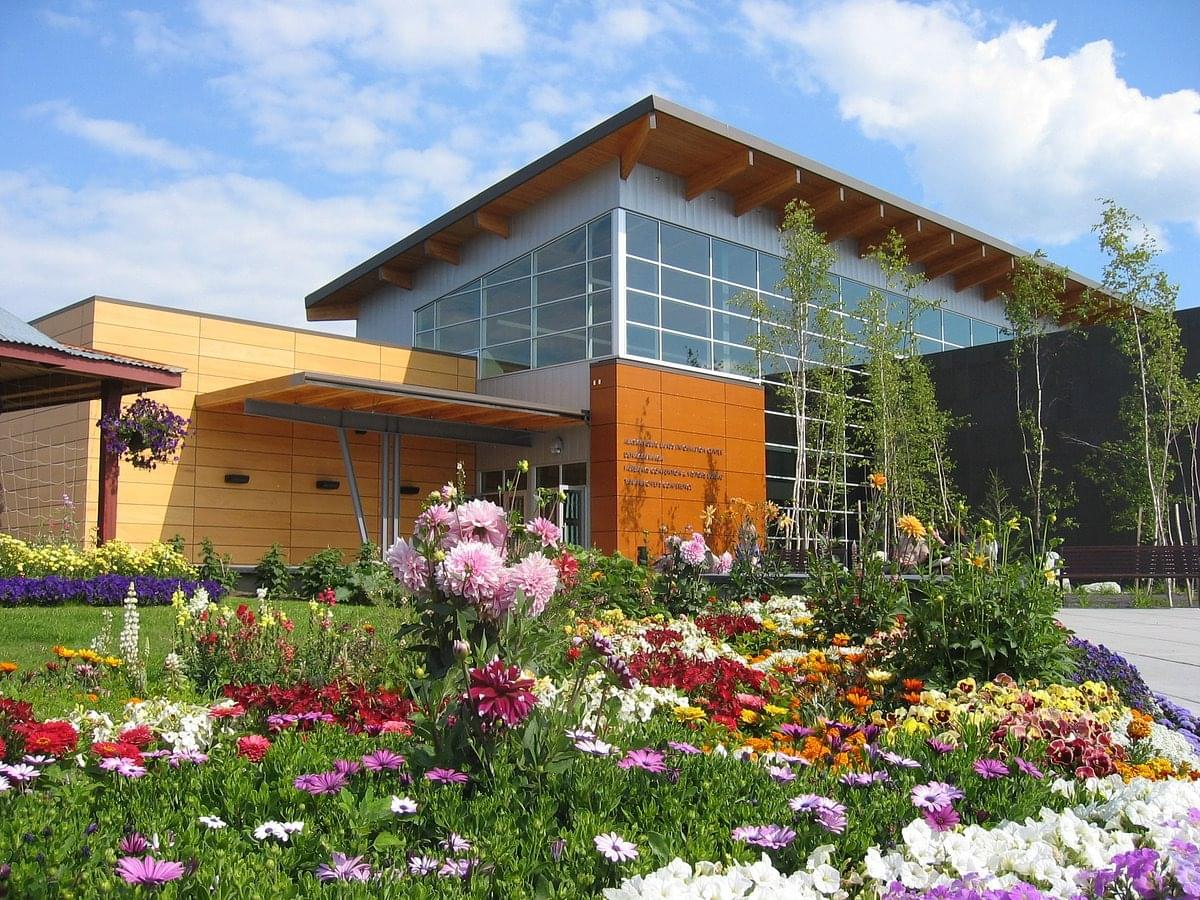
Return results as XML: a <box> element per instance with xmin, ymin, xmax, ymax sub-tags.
<box><xmin>0</xmin><ymin>97</ymin><xmax>1100</xmax><ymax>563</ymax></box>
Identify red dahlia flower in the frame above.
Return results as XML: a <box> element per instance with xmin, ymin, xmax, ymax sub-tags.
<box><xmin>17</xmin><ymin>720</ymin><xmax>78</xmax><ymax>757</ymax></box>
<box><xmin>467</xmin><ymin>659</ymin><xmax>537</xmax><ymax>728</ymax></box>
<box><xmin>237</xmin><ymin>735</ymin><xmax>271</xmax><ymax>762</ymax></box>
<box><xmin>92</xmin><ymin>741</ymin><xmax>143</xmax><ymax>762</ymax></box>
<box><xmin>118</xmin><ymin>725</ymin><xmax>154</xmax><ymax>748</ymax></box>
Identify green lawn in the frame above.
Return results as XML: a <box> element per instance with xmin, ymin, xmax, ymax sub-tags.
<box><xmin>0</xmin><ymin>599</ymin><xmax>410</xmax><ymax>681</ymax></box>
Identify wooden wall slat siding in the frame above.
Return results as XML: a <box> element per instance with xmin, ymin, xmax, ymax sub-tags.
<box><xmin>0</xmin><ymin>298</ymin><xmax>476</xmax><ymax>564</ymax></box>
<box><xmin>589</xmin><ymin>360</ymin><xmax>766</xmax><ymax>558</ymax></box>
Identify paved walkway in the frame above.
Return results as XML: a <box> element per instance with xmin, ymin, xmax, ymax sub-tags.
<box><xmin>1057</xmin><ymin>608</ymin><xmax>1200</xmax><ymax>713</ymax></box>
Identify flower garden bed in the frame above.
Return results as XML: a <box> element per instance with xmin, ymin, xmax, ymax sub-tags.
<box><xmin>0</xmin><ymin>574</ymin><xmax>225</xmax><ymax>607</ymax></box>
<box><xmin>1</xmin><ymin>492</ymin><xmax>1199</xmax><ymax>896</ymax></box>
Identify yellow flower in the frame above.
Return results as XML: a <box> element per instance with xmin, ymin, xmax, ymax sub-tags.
<box><xmin>868</xmin><ymin>472</ymin><xmax>887</xmax><ymax>489</ymax></box>
<box><xmin>761</xmin><ymin>618</ymin><xmax>778</xmax><ymax>632</ymax></box>
<box><xmin>590</xmin><ymin>571</ymin><xmax>603</xmax><ymax>582</ymax></box>
<box><xmin>673</xmin><ymin>706</ymin><xmax>706</xmax><ymax>721</ymax></box>
<box><xmin>763</xmin><ymin>704</ymin><xmax>788</xmax><ymax>716</ymax></box>
<box><xmin>897</xmin><ymin>515</ymin><xmax>927</xmax><ymax>539</ymax></box>
<box><xmin>970</xmin><ymin>554</ymin><xmax>988</xmax><ymax>569</ymax></box>
<box><xmin>866</xmin><ymin>668</ymin><xmax>893</xmax><ymax>684</ymax></box>
<box><xmin>739</xmin><ymin>709</ymin><xmax>760</xmax><ymax>725</ymax></box>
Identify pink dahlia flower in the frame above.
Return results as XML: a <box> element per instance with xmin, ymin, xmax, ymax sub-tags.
<box><xmin>414</xmin><ymin>503</ymin><xmax>454</xmax><ymax>538</ymax></box>
<box><xmin>437</xmin><ymin>541</ymin><xmax>507</xmax><ymax>614</ymax></box>
<box><xmin>386</xmin><ymin>538</ymin><xmax>430</xmax><ymax>593</ymax></box>
<box><xmin>679</xmin><ymin>533</ymin><xmax>709</xmax><ymax>567</ymax></box>
<box><xmin>468</xmin><ymin>658</ymin><xmax>537</xmax><ymax>728</ymax></box>
<box><xmin>504</xmin><ymin>552</ymin><xmax>558</xmax><ymax>616</ymax></box>
<box><xmin>446</xmin><ymin>499</ymin><xmax>509</xmax><ymax>548</ymax></box>
<box><xmin>524</xmin><ymin>516</ymin><xmax>562</xmax><ymax>548</ymax></box>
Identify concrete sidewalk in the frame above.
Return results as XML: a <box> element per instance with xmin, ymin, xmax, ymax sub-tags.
<box><xmin>1057</xmin><ymin>608</ymin><xmax>1200</xmax><ymax>714</ymax></box>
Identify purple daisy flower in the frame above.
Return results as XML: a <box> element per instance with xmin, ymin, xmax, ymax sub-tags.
<box><xmin>617</xmin><ymin>748</ymin><xmax>667</xmax><ymax>774</ymax></box>
<box><xmin>668</xmin><ymin>741</ymin><xmax>702</xmax><ymax>755</ymax></box>
<box><xmin>362</xmin><ymin>749</ymin><xmax>406</xmax><ymax>772</ymax></box>
<box><xmin>732</xmin><ymin>824</ymin><xmax>797</xmax><ymax>850</ymax></box>
<box><xmin>22</xmin><ymin>755</ymin><xmax>55</xmax><ymax>766</ymax></box>
<box><xmin>440</xmin><ymin>833</ymin><xmax>472</xmax><ymax>853</ymax></box>
<box><xmin>1</xmin><ymin>764</ymin><xmax>39</xmax><ymax>783</ymax></box>
<box><xmin>425</xmin><ymin>767</ymin><xmax>469</xmax><ymax>785</ymax></box>
<box><xmin>778</xmin><ymin>723</ymin><xmax>813</xmax><ymax>739</ymax></box>
<box><xmin>438</xmin><ymin>858</ymin><xmax>474</xmax><ymax>879</ymax></box>
<box><xmin>972</xmin><ymin>758</ymin><xmax>1009</xmax><ymax>780</ymax></box>
<box><xmin>1013</xmin><ymin>757</ymin><xmax>1045</xmax><ymax>780</ymax></box>
<box><xmin>789</xmin><ymin>794</ymin><xmax>848</xmax><ymax>834</ymax></box>
<box><xmin>926</xmin><ymin>738</ymin><xmax>956</xmax><ymax>754</ymax></box>
<box><xmin>168</xmin><ymin>751</ymin><xmax>208</xmax><ymax>767</ymax></box>
<box><xmin>295</xmin><ymin>771</ymin><xmax>348</xmax><ymax>795</ymax></box>
<box><xmin>876</xmin><ymin>749</ymin><xmax>922</xmax><ymax>768</ymax></box>
<box><xmin>767</xmin><ymin>765</ymin><xmax>796</xmax><ymax>783</ymax></box>
<box><xmin>911</xmin><ymin>781</ymin><xmax>965</xmax><ymax>810</ymax></box>
<box><xmin>119</xmin><ymin>833</ymin><xmax>152</xmax><ymax>855</ymax></box>
<box><xmin>922</xmin><ymin>804</ymin><xmax>961</xmax><ymax>832</ymax></box>
<box><xmin>315</xmin><ymin>852</ymin><xmax>372</xmax><ymax>882</ymax></box>
<box><xmin>594</xmin><ymin>832</ymin><xmax>638</xmax><ymax>863</ymax></box>
<box><xmin>574</xmin><ymin>739</ymin><xmax>616</xmax><ymax>756</ymax></box>
<box><xmin>332</xmin><ymin>759</ymin><xmax>362</xmax><ymax>777</ymax></box>
<box><xmin>408</xmin><ymin>855</ymin><xmax>439</xmax><ymax>876</ymax></box>
<box><xmin>115</xmin><ymin>856</ymin><xmax>185</xmax><ymax>887</ymax></box>
<box><xmin>565</xmin><ymin>728</ymin><xmax>596</xmax><ymax>742</ymax></box>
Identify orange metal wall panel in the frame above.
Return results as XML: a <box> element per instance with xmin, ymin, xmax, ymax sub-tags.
<box><xmin>589</xmin><ymin>360</ymin><xmax>765</xmax><ymax>558</ymax></box>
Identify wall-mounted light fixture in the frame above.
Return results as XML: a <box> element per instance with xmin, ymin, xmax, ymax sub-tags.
<box><xmin>315</xmin><ymin>479</ymin><xmax>340</xmax><ymax>491</ymax></box>
<box><xmin>551</xmin><ymin>436</ymin><xmax>563</xmax><ymax>456</ymax></box>
<box><xmin>224</xmin><ymin>473</ymin><xmax>250</xmax><ymax>485</ymax></box>
<box><xmin>399</xmin><ymin>485</ymin><xmax>421</xmax><ymax>495</ymax></box>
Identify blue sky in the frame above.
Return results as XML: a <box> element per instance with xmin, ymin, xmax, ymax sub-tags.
<box><xmin>2</xmin><ymin>0</ymin><xmax>1198</xmax><ymax>332</ymax></box>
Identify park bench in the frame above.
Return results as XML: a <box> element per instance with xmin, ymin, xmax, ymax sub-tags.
<box><xmin>1059</xmin><ymin>544</ymin><xmax>1200</xmax><ymax>584</ymax></box>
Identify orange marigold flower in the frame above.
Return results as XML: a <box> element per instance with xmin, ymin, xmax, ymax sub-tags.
<box><xmin>0</xmin><ymin>661</ymin><xmax>17</xmax><ymax>673</ymax></box>
<box><xmin>868</xmin><ymin>472</ymin><xmax>887</xmax><ymax>489</ymax></box>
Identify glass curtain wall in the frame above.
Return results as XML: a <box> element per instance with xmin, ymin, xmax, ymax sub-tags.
<box><xmin>414</xmin><ymin>213</ymin><xmax>614</xmax><ymax>378</ymax></box>
<box><xmin>620</xmin><ymin>210</ymin><xmax>1010</xmax><ymax>543</ymax></box>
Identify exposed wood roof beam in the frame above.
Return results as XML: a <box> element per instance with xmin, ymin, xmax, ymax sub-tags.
<box><xmin>956</xmin><ymin>255</ymin><xmax>1016</xmax><ymax>292</ymax></box>
<box><xmin>423</xmin><ymin>237</ymin><xmax>460</xmax><ymax>266</ymax></box>
<box><xmin>378</xmin><ymin>264</ymin><xmax>413</xmax><ymax>289</ymax></box>
<box><xmin>922</xmin><ymin>243</ymin><xmax>987</xmax><ymax>281</ymax></box>
<box><xmin>473</xmin><ymin>211</ymin><xmax>510</xmax><ymax>239</ymax></box>
<box><xmin>619</xmin><ymin>113</ymin><xmax>655</xmax><ymax>180</ymax></box>
<box><xmin>858</xmin><ymin>217</ymin><xmax>923</xmax><ymax>258</ymax></box>
<box><xmin>821</xmin><ymin>202</ymin><xmax>886</xmax><ymax>243</ymax></box>
<box><xmin>805</xmin><ymin>184</ymin><xmax>845</xmax><ymax>217</ymax></box>
<box><xmin>905</xmin><ymin>229</ymin><xmax>956</xmax><ymax>264</ymax></box>
<box><xmin>980</xmin><ymin>272</ymin><xmax>1014</xmax><ymax>301</ymax></box>
<box><xmin>733</xmin><ymin>168</ymin><xmax>802</xmax><ymax>217</ymax></box>
<box><xmin>684</xmin><ymin>148</ymin><xmax>754</xmax><ymax>201</ymax></box>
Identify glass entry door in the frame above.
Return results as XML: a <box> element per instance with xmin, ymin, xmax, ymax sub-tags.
<box><xmin>559</xmin><ymin>486</ymin><xmax>586</xmax><ymax>546</ymax></box>
<box><xmin>536</xmin><ymin>462</ymin><xmax>587</xmax><ymax>547</ymax></box>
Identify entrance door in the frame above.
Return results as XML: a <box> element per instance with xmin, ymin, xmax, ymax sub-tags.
<box><xmin>559</xmin><ymin>485</ymin><xmax>587</xmax><ymax>546</ymax></box>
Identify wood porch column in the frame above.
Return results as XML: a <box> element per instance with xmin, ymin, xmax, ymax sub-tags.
<box><xmin>97</xmin><ymin>382</ymin><xmax>121</xmax><ymax>544</ymax></box>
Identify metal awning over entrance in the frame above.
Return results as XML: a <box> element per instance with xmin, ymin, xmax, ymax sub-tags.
<box><xmin>196</xmin><ymin>371</ymin><xmax>588</xmax><ymax>551</ymax></box>
<box><xmin>197</xmin><ymin>371</ymin><xmax>586</xmax><ymax>444</ymax></box>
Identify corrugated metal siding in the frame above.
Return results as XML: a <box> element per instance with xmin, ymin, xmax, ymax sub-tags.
<box><xmin>476</xmin><ymin>360</ymin><xmax>592</xmax><ymax>411</ymax></box>
<box><xmin>355</xmin><ymin>164</ymin><xmax>620</xmax><ymax>346</ymax></box>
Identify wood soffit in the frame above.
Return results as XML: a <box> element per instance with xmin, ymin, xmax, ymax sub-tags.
<box><xmin>305</xmin><ymin>97</ymin><xmax>1103</xmax><ymax>324</ymax></box>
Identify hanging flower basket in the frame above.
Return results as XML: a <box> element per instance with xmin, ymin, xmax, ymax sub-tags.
<box><xmin>98</xmin><ymin>396</ymin><xmax>190</xmax><ymax>471</ymax></box>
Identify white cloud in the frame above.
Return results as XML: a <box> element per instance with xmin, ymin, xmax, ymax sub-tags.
<box><xmin>31</xmin><ymin>101</ymin><xmax>208</xmax><ymax>171</ymax></box>
<box><xmin>741</xmin><ymin>0</ymin><xmax>1200</xmax><ymax>244</ymax></box>
<box><xmin>0</xmin><ymin>171</ymin><xmax>414</xmax><ymax>331</ymax></box>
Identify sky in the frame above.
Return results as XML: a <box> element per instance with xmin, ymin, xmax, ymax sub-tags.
<box><xmin>1</xmin><ymin>0</ymin><xmax>1198</xmax><ymax>335</ymax></box>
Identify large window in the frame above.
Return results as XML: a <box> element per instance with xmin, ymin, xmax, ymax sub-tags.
<box><xmin>622</xmin><ymin>211</ymin><xmax>1008</xmax><ymax>379</ymax></box>
<box><xmin>620</xmin><ymin>211</ymin><xmax>1013</xmax><ymax>545</ymax></box>
<box><xmin>414</xmin><ymin>213</ymin><xmax>614</xmax><ymax>378</ymax></box>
